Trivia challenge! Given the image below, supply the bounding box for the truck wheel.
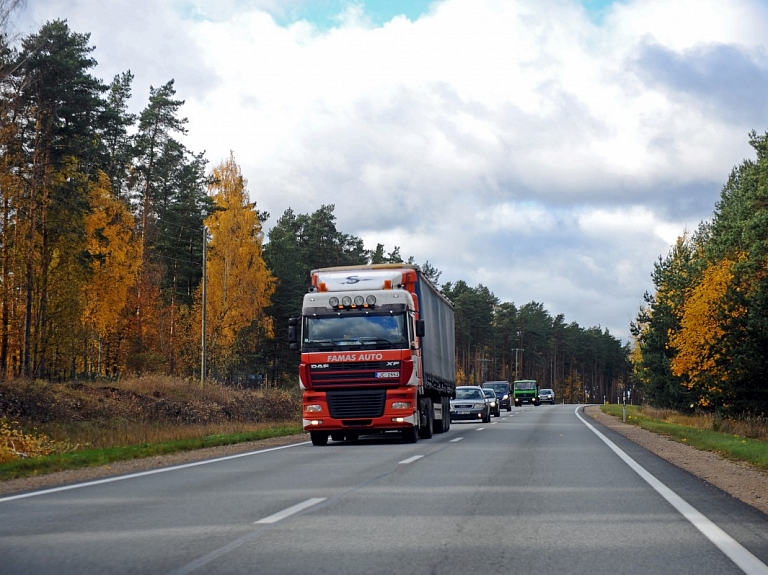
[418,399,434,439]
[310,432,328,446]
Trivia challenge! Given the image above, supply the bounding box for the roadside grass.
[0,375,305,481]
[0,422,303,481]
[600,404,768,472]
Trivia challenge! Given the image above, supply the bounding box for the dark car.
[538,388,555,404]
[482,381,512,411]
[450,386,491,423]
[482,388,501,417]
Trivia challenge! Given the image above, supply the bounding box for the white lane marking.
[450,438,463,442]
[576,407,768,575]
[475,427,485,431]
[0,442,310,503]
[255,498,326,524]
[398,455,424,465]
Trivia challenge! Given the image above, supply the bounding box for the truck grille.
[310,362,400,387]
[327,389,386,419]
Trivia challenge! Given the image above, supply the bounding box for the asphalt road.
[2,405,768,575]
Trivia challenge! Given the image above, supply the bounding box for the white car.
[538,388,555,404]
[450,386,491,423]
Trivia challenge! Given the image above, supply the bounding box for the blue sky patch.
[270,0,622,29]
[581,0,622,23]
[274,0,437,29]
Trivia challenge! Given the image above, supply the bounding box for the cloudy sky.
[14,0,768,341]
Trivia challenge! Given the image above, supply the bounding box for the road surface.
[2,405,767,574]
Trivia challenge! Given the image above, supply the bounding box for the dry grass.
[0,420,76,463]
[33,420,293,450]
[0,374,302,458]
[639,406,768,441]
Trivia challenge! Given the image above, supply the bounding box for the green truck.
[513,379,540,406]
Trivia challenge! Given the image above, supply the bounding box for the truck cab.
[513,379,540,406]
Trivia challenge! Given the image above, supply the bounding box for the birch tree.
[199,153,274,377]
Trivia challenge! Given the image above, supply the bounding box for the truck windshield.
[515,381,536,390]
[303,313,409,351]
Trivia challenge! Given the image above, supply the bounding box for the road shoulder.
[584,405,768,516]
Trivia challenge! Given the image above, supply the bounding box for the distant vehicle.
[451,386,491,423]
[513,379,540,406]
[538,388,555,404]
[482,388,501,417]
[482,381,512,411]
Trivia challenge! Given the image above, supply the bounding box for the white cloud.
[14,0,768,340]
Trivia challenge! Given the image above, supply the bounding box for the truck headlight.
[304,404,322,412]
[392,402,411,409]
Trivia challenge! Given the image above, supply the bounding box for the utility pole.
[512,348,524,379]
[201,226,207,386]
[478,354,491,384]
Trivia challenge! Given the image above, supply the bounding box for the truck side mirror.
[415,319,425,338]
[288,317,299,350]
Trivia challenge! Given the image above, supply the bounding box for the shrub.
[0,420,75,463]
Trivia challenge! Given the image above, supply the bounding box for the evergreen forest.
[633,129,768,417]
[1,18,634,405]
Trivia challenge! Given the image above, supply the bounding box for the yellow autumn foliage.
[0,420,75,463]
[201,153,276,367]
[82,171,141,338]
[670,256,746,404]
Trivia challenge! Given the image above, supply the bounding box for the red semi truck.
[289,264,456,445]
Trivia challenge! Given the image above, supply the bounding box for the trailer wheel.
[310,432,328,446]
[434,397,450,434]
[434,400,445,434]
[443,397,451,432]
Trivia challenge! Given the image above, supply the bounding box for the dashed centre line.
[255,498,326,524]
[398,455,424,465]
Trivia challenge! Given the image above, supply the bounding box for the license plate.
[375,372,399,378]
[456,410,470,415]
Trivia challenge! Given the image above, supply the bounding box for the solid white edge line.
[0,441,311,503]
[255,497,326,524]
[576,406,768,575]
[398,455,424,465]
